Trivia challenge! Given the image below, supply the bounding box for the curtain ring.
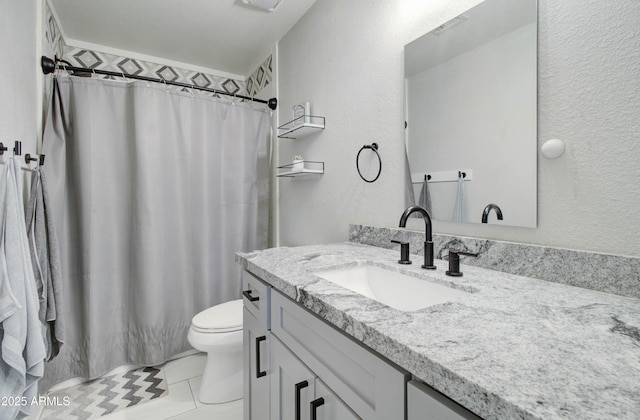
[356,143,382,183]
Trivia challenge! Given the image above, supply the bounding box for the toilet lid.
[192,299,243,333]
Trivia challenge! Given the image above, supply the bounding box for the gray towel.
[404,150,416,210]
[418,178,432,217]
[453,174,466,222]
[26,166,64,361]
[0,158,46,419]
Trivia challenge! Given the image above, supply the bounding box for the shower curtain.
[40,76,271,389]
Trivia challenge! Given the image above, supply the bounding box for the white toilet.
[187,299,243,404]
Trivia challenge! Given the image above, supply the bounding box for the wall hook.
[25,153,38,164]
[13,141,21,156]
[0,142,7,155]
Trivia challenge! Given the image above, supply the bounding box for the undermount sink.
[314,264,468,312]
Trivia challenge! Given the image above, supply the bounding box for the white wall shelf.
[277,115,325,139]
[276,160,324,178]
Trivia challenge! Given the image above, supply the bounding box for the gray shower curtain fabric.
[40,76,270,390]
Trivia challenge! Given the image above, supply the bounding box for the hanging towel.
[0,158,46,419]
[404,150,417,210]
[26,166,64,361]
[418,177,432,217]
[0,248,18,324]
[453,173,466,222]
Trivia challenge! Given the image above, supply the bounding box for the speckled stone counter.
[350,224,640,299]
[236,242,640,420]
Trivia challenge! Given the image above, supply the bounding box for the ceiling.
[49,0,317,79]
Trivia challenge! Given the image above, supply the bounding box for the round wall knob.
[541,139,565,159]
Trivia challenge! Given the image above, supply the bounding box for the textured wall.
[276,0,640,256]
[0,0,39,155]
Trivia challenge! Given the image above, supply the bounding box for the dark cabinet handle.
[243,289,259,302]
[255,336,267,378]
[310,397,325,420]
[295,380,309,420]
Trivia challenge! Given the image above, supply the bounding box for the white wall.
[0,0,40,155]
[276,0,640,256]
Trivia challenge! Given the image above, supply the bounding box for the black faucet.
[482,204,503,223]
[399,205,436,270]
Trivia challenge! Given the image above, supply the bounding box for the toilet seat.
[191,299,242,333]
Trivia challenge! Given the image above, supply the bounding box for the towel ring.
[356,143,382,183]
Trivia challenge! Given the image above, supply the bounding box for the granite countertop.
[236,242,640,420]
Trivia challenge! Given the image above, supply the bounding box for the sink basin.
[314,264,468,311]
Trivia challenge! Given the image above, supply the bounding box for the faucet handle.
[390,240,412,265]
[445,250,478,277]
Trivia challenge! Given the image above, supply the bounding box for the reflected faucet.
[482,204,503,223]
[399,205,436,270]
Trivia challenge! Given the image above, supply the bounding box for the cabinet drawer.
[271,290,408,420]
[242,270,271,329]
[408,380,481,420]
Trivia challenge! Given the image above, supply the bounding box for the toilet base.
[198,348,243,404]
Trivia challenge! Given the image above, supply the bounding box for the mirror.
[404,0,537,227]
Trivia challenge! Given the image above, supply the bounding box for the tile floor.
[105,353,243,420]
[38,353,243,420]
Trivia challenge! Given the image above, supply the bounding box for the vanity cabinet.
[242,269,481,420]
[243,272,272,420]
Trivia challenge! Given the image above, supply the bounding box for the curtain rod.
[40,56,278,110]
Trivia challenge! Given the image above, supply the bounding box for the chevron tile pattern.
[41,367,168,419]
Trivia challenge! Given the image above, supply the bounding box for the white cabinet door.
[312,379,360,420]
[244,308,270,420]
[270,335,316,420]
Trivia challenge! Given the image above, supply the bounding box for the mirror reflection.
[404,0,537,227]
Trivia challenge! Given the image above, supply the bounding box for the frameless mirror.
[404,0,537,227]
